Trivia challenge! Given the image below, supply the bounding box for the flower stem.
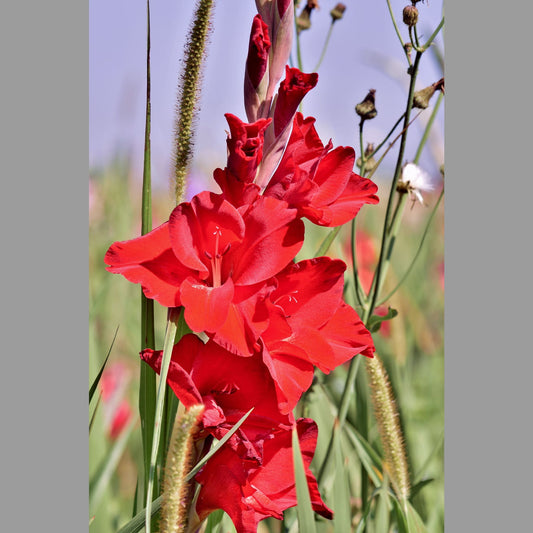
[313,21,335,72]
[422,17,444,51]
[366,112,406,161]
[377,187,443,306]
[386,0,412,66]
[413,91,443,164]
[145,308,180,533]
[368,50,422,317]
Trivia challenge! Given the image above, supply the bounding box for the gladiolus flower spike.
[104,9,379,532]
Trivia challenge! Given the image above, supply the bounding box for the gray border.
[1,1,87,527]
[445,2,531,531]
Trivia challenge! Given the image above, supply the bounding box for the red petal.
[105,222,189,307]
[169,191,245,272]
[271,257,346,330]
[319,302,375,363]
[180,277,235,333]
[310,146,355,205]
[261,343,315,413]
[230,196,304,285]
[273,67,318,137]
[312,172,380,227]
[139,347,203,406]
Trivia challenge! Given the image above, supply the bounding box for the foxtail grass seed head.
[330,3,346,22]
[160,404,205,533]
[173,0,215,205]
[402,5,418,27]
[413,77,444,109]
[355,89,377,121]
[366,355,410,502]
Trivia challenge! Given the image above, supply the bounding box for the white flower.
[400,162,436,205]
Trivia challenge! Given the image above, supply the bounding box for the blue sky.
[90,0,444,192]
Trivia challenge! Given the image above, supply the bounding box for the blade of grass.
[89,415,137,518]
[314,226,341,258]
[332,422,352,533]
[89,325,118,404]
[145,309,179,533]
[292,425,317,533]
[344,423,383,488]
[117,495,163,533]
[204,509,225,533]
[405,500,428,533]
[89,393,102,434]
[139,0,158,504]
[374,476,391,533]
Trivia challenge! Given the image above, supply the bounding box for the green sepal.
[367,306,398,333]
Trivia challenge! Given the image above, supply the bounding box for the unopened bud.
[330,3,346,21]
[402,5,418,27]
[296,1,319,32]
[356,143,377,172]
[413,78,444,109]
[355,89,377,121]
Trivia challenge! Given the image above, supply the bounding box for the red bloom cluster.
[104,7,379,532]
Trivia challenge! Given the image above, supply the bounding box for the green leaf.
[89,326,118,404]
[314,226,341,258]
[391,496,410,533]
[367,307,398,333]
[332,424,352,533]
[374,477,391,533]
[204,509,225,533]
[292,425,318,533]
[405,500,428,533]
[344,423,383,487]
[186,407,254,481]
[409,478,434,500]
[89,393,102,434]
[116,495,163,533]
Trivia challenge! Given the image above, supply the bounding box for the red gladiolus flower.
[214,114,270,207]
[225,113,271,183]
[273,67,318,138]
[140,334,292,462]
[195,418,332,533]
[105,191,304,355]
[264,112,380,226]
[255,68,319,189]
[260,257,375,412]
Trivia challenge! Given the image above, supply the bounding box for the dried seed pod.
[355,89,377,121]
[403,5,419,27]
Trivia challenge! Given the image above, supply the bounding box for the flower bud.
[330,3,346,22]
[356,143,377,172]
[413,78,444,109]
[355,89,377,121]
[402,5,418,27]
[296,0,319,32]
